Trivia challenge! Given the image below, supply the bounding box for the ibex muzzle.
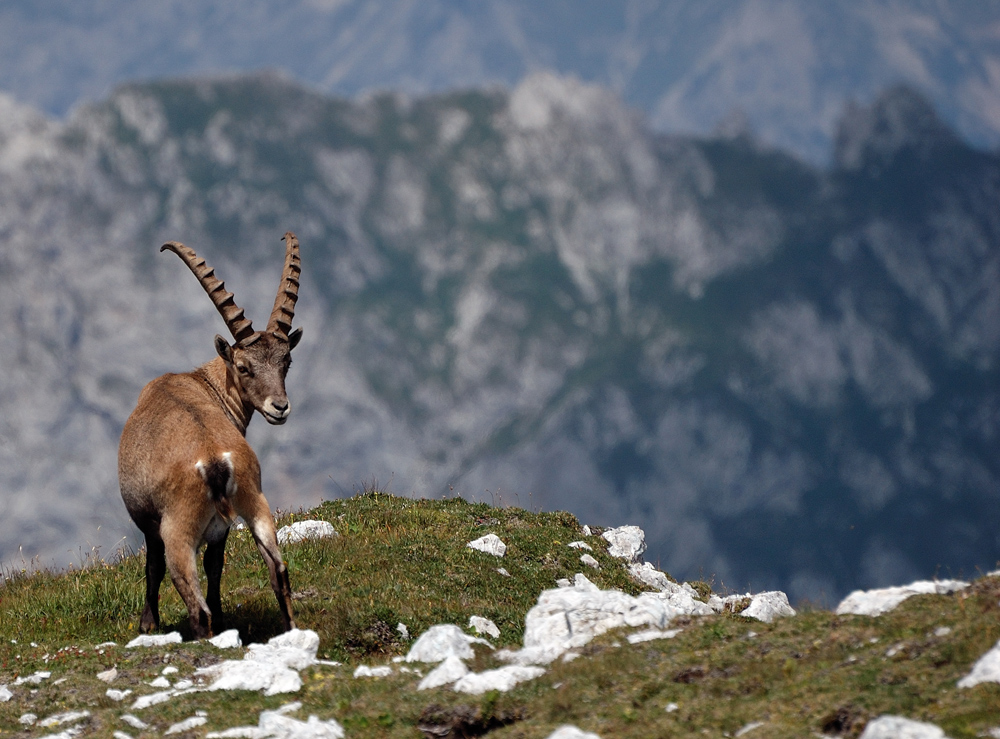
[118,232,303,639]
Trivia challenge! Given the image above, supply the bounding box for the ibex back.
[118,232,303,638]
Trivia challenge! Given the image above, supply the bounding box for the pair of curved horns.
[160,232,300,344]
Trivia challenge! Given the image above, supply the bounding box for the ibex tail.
[195,452,237,523]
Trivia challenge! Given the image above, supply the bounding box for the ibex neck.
[196,357,253,435]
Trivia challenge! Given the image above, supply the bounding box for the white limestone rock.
[126,632,182,648]
[836,580,969,617]
[627,563,715,616]
[858,715,950,739]
[106,689,132,701]
[198,660,302,696]
[958,638,1000,688]
[39,710,91,728]
[628,561,673,590]
[417,655,469,690]
[244,629,320,670]
[14,671,51,685]
[546,725,601,739]
[0,685,11,702]
[353,665,393,678]
[626,628,682,644]
[711,591,796,622]
[499,573,696,665]
[406,624,492,663]
[469,616,500,639]
[35,727,86,739]
[131,690,176,710]
[96,667,117,683]
[453,665,546,694]
[120,714,149,730]
[467,533,507,557]
[396,623,409,640]
[206,702,345,739]
[741,591,797,623]
[601,526,646,562]
[276,520,337,545]
[568,541,592,551]
[580,553,599,569]
[196,629,320,696]
[209,629,243,649]
[166,715,208,735]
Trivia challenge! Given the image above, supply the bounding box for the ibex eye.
[237,365,249,375]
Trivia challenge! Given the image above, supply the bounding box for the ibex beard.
[118,232,303,639]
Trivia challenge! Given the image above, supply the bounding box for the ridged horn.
[266,231,301,341]
[160,241,256,344]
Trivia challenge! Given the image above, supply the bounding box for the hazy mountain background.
[1,0,1000,164]
[0,1,998,606]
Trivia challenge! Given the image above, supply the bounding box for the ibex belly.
[201,514,233,547]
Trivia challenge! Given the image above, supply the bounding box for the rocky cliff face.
[0,73,996,603]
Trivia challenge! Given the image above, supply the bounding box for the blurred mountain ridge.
[1,0,1000,164]
[0,71,997,605]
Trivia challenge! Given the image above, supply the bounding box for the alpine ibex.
[118,232,303,638]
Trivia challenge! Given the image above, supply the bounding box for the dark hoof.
[139,611,158,634]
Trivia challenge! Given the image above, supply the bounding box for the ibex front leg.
[140,533,166,634]
[204,529,229,633]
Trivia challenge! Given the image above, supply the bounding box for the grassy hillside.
[1,491,999,737]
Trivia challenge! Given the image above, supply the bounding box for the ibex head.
[161,232,304,426]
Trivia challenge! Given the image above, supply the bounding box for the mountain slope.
[0,74,997,603]
[1,495,1000,738]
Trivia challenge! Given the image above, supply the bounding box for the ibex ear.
[214,334,234,364]
[288,327,303,351]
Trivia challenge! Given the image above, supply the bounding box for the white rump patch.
[194,453,237,499]
[220,452,236,495]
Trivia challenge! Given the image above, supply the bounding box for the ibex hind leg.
[140,534,166,633]
[162,523,214,638]
[244,503,296,632]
